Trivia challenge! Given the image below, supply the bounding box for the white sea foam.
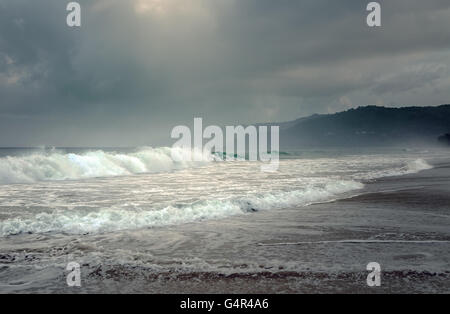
[404,158,433,173]
[0,149,435,236]
[0,146,433,185]
[0,147,210,184]
[0,179,363,236]
[356,158,433,180]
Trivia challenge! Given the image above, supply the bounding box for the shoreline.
[1,162,449,293]
[60,166,450,293]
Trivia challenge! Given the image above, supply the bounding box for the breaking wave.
[0,179,363,236]
[0,146,433,185]
[356,158,433,180]
[0,147,210,184]
[404,158,433,173]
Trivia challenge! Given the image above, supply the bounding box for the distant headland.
[276,105,450,148]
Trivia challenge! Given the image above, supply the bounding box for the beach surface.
[0,149,449,293]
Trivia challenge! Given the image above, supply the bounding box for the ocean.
[0,147,449,293]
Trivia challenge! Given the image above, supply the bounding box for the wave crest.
[0,180,363,236]
[0,147,209,184]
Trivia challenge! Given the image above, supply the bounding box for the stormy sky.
[1,0,450,147]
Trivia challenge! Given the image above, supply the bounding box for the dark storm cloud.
[0,0,450,146]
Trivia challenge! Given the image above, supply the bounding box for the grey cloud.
[0,0,450,146]
[372,63,448,94]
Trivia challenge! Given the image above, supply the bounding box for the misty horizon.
[1,103,448,148]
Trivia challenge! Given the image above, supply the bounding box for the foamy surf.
[405,158,433,173]
[0,149,436,237]
[0,179,363,236]
[354,158,433,181]
[0,147,210,184]
[0,146,433,185]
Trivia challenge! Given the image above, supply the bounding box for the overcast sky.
[1,0,450,146]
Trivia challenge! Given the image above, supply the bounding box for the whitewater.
[0,147,211,184]
[0,147,435,236]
